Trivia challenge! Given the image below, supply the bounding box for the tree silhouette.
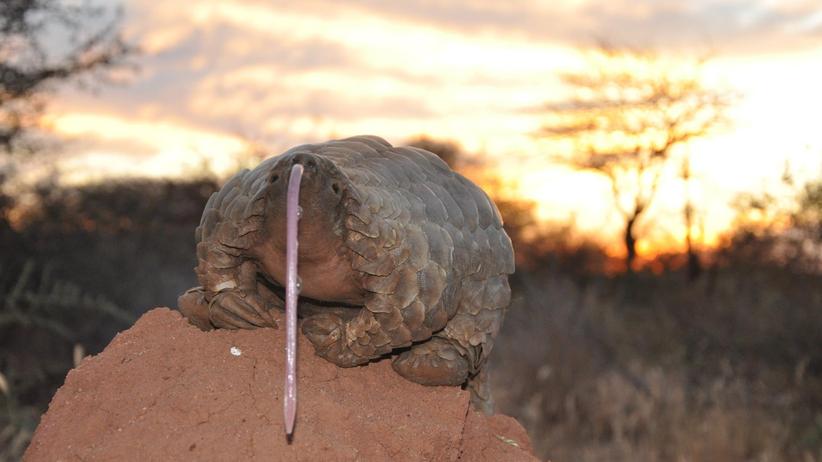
[1,0,132,153]
[407,135,461,168]
[537,46,732,272]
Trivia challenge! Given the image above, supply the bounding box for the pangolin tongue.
[284,164,304,436]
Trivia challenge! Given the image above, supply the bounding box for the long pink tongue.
[284,164,303,436]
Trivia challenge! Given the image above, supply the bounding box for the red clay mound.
[25,308,536,461]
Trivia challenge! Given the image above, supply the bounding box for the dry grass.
[490,266,822,462]
[0,262,136,461]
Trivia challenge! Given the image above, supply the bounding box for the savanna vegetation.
[2,148,821,462]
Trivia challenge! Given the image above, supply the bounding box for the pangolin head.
[263,151,349,260]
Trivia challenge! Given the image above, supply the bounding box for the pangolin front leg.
[391,337,470,386]
[179,249,281,330]
[396,273,510,413]
[303,215,460,371]
[303,258,454,369]
[302,304,480,396]
[302,309,396,367]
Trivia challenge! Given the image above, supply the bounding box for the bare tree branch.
[0,0,134,154]
[537,45,734,271]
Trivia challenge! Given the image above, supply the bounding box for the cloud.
[301,0,822,54]
[58,0,571,149]
[61,0,822,152]
[576,0,822,52]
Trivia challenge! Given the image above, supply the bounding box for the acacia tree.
[1,0,131,153]
[537,46,732,272]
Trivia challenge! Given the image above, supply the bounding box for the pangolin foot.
[208,290,278,329]
[391,337,470,386]
[302,314,368,367]
[178,287,213,331]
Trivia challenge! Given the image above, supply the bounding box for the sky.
[39,0,822,256]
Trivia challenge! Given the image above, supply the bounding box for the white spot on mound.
[230,346,242,356]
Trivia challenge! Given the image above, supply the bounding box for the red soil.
[25,308,536,461]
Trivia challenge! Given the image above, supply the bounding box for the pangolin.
[178,135,514,419]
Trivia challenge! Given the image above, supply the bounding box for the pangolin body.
[178,135,514,410]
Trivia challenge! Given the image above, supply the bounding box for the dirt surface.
[25,308,536,461]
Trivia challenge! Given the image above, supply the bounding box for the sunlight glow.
[44,112,247,181]
[34,1,822,257]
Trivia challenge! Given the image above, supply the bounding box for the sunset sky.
[40,0,822,255]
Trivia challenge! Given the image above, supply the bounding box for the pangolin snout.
[269,152,343,200]
[291,152,317,169]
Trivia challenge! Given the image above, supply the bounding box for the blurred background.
[2,1,822,460]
